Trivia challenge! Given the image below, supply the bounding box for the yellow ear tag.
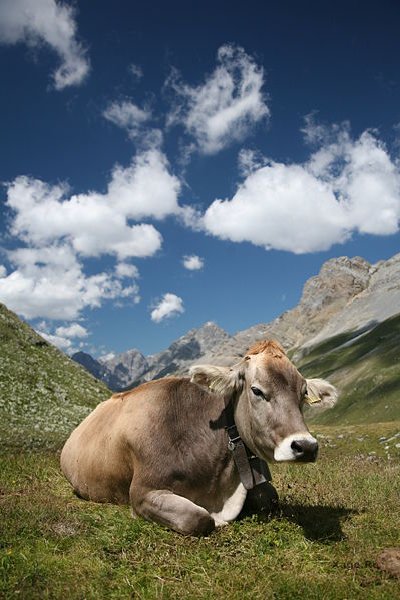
[304,394,320,405]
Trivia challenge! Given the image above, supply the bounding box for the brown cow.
[61,340,337,535]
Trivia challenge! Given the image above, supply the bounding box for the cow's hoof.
[190,513,216,536]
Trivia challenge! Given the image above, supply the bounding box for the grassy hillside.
[297,313,400,425]
[0,303,110,451]
[1,422,399,599]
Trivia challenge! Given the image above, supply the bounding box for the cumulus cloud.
[0,0,90,90]
[39,322,88,352]
[151,293,184,323]
[39,330,73,351]
[0,265,7,278]
[5,149,181,260]
[0,244,140,320]
[55,323,88,338]
[167,44,269,154]
[182,255,204,270]
[202,123,400,253]
[1,148,181,320]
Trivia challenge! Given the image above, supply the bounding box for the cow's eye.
[251,386,265,399]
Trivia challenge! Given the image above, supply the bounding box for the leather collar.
[223,397,272,490]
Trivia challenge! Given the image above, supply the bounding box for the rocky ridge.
[73,322,231,391]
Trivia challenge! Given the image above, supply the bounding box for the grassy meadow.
[298,314,400,426]
[1,302,399,597]
[1,421,399,599]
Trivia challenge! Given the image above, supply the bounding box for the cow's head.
[190,340,337,463]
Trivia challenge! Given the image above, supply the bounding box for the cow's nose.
[291,439,319,462]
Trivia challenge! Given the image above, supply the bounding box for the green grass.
[1,422,399,599]
[0,303,110,451]
[297,314,400,425]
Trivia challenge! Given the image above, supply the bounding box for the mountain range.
[73,253,400,400]
[1,251,398,452]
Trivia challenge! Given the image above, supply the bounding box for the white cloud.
[104,101,151,130]
[55,323,88,338]
[103,100,163,148]
[0,265,7,278]
[237,148,268,176]
[0,0,90,90]
[99,352,115,362]
[177,205,204,231]
[103,100,163,149]
[6,175,163,260]
[203,162,347,253]
[115,262,139,279]
[37,325,86,353]
[308,127,400,236]
[182,255,204,270]
[39,330,73,351]
[6,149,181,260]
[0,244,140,320]
[151,293,184,323]
[1,147,184,321]
[202,124,400,253]
[167,44,269,154]
[107,149,181,221]
[129,63,143,80]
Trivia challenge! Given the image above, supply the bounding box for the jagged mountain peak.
[298,255,372,312]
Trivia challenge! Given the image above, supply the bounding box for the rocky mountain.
[299,252,400,351]
[73,321,231,391]
[98,348,148,387]
[141,321,231,381]
[72,253,400,417]
[0,303,110,451]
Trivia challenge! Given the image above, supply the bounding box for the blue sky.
[0,0,400,357]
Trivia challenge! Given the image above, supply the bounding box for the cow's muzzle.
[274,433,319,462]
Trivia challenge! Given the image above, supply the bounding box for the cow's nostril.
[291,440,304,454]
[291,439,319,461]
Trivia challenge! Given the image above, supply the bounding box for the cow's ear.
[305,378,338,408]
[190,364,243,396]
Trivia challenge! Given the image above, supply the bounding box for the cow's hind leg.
[131,485,215,536]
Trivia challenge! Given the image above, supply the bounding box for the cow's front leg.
[131,485,215,536]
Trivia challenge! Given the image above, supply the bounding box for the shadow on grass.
[278,502,356,542]
[240,495,356,543]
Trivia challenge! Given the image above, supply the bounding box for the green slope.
[297,313,400,425]
[0,303,110,451]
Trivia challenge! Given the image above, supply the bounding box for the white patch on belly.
[211,483,247,527]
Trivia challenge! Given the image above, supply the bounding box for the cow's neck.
[224,394,271,490]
